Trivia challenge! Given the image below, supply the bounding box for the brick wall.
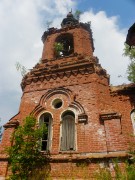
[0,20,134,178]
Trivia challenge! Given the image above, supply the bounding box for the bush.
[7,115,50,180]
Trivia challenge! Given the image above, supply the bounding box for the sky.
[0,0,135,125]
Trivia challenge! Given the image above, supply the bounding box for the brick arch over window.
[39,112,53,151]
[32,87,86,116]
[55,33,74,57]
[130,109,135,135]
[60,110,75,151]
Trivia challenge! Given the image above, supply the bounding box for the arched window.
[130,110,135,135]
[61,111,75,151]
[39,113,52,151]
[54,33,74,57]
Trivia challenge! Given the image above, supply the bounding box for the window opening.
[131,110,135,135]
[55,34,74,57]
[39,113,52,151]
[52,99,63,109]
[61,111,75,151]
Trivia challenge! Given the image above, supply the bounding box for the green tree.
[7,115,50,180]
[123,44,135,82]
[54,42,64,57]
[15,62,27,77]
[74,10,82,21]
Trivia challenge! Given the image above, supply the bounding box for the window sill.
[59,150,77,154]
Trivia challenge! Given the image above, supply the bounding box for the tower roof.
[61,12,79,28]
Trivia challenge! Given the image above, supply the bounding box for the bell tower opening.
[54,33,74,57]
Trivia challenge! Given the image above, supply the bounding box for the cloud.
[80,10,129,85]
[0,0,75,124]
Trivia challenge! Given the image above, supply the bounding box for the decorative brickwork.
[0,13,135,179]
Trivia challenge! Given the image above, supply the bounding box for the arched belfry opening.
[60,111,75,151]
[55,33,74,57]
[39,112,52,151]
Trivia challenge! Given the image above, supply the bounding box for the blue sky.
[77,0,135,28]
[0,0,134,125]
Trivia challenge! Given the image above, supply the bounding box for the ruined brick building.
[0,12,135,179]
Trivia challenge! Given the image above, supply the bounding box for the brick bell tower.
[0,12,134,179]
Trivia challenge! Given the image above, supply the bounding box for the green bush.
[6,115,50,180]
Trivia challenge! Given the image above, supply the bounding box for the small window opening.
[39,113,52,151]
[61,111,75,151]
[55,33,74,57]
[130,110,135,135]
[52,99,63,109]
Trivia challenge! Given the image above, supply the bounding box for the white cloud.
[0,0,75,124]
[0,1,130,125]
[80,10,129,85]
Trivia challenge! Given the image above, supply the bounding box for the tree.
[123,44,135,82]
[74,10,82,21]
[15,62,27,77]
[7,115,50,180]
[54,42,64,57]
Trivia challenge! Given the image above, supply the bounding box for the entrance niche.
[39,113,52,151]
[60,111,75,151]
[54,33,74,57]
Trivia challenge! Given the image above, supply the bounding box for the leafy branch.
[15,62,27,77]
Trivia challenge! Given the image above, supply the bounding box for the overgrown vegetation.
[74,10,82,21]
[15,62,27,77]
[6,115,50,180]
[94,161,135,180]
[95,133,135,180]
[54,42,64,57]
[123,44,135,82]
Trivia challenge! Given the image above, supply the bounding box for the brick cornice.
[49,151,128,162]
[3,120,19,129]
[100,112,122,121]
[21,56,108,91]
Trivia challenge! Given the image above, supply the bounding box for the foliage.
[94,160,135,180]
[95,143,135,180]
[54,42,64,57]
[123,44,135,60]
[7,115,50,180]
[127,61,135,82]
[15,62,27,77]
[94,167,112,180]
[46,21,52,29]
[74,10,82,21]
[123,44,135,82]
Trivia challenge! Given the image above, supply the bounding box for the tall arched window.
[61,111,75,151]
[130,110,135,135]
[39,113,52,151]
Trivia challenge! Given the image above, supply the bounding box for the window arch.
[39,113,52,151]
[54,33,74,57]
[130,109,135,135]
[60,111,75,151]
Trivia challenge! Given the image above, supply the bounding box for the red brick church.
[0,12,135,179]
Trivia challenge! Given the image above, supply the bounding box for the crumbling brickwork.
[0,13,134,179]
